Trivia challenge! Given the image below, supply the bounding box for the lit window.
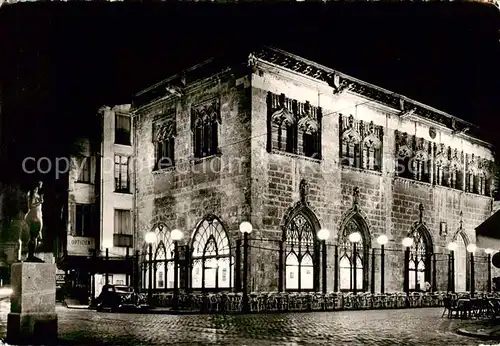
[190,215,233,291]
[284,213,319,291]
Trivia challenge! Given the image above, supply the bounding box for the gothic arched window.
[338,218,367,292]
[284,213,318,291]
[153,114,176,170]
[141,223,176,291]
[190,215,233,291]
[192,98,220,159]
[407,225,432,291]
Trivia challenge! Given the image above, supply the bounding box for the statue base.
[7,312,58,345]
[35,252,55,264]
[6,262,58,345]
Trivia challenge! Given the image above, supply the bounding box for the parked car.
[95,285,149,312]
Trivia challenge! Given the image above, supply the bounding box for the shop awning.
[60,255,134,274]
[476,210,500,250]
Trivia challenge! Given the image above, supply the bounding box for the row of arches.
[140,208,472,292]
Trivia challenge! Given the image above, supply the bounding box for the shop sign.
[67,236,95,256]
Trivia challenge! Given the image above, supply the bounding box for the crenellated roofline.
[132,45,489,147]
[253,46,485,143]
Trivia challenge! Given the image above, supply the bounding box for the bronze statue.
[25,181,44,262]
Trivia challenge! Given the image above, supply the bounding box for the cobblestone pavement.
[0,300,490,345]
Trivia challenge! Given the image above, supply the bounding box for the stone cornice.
[131,45,490,148]
[251,46,486,144]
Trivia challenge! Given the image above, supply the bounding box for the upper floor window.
[433,144,463,190]
[153,114,176,170]
[340,115,382,171]
[75,203,93,237]
[267,92,322,159]
[447,148,463,190]
[114,155,130,193]
[191,98,220,159]
[465,154,491,195]
[395,132,431,183]
[77,156,91,183]
[115,113,131,146]
[114,209,132,247]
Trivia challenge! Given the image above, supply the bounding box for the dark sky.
[1,2,499,187]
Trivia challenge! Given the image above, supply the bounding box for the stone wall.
[134,53,496,294]
[134,69,252,256]
[247,59,495,293]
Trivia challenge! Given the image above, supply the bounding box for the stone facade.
[133,47,496,294]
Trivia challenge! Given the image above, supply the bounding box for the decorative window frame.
[191,97,221,160]
[266,92,323,160]
[340,114,383,172]
[152,111,177,171]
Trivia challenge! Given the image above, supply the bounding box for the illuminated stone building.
[132,46,497,295]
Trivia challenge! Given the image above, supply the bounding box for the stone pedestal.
[6,262,58,345]
[35,252,55,264]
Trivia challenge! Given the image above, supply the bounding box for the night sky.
[1,2,499,188]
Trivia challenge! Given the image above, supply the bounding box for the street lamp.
[447,242,458,293]
[239,221,253,313]
[317,228,330,295]
[485,248,494,293]
[171,229,184,310]
[467,243,476,298]
[348,232,362,295]
[377,235,388,294]
[102,239,113,286]
[402,237,413,296]
[145,231,156,303]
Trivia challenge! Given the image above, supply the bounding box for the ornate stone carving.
[251,46,480,138]
[296,101,319,134]
[434,143,448,167]
[395,130,413,158]
[269,93,295,126]
[399,99,417,118]
[247,52,258,67]
[467,153,479,174]
[340,115,383,147]
[153,115,176,142]
[413,137,430,161]
[418,203,424,224]
[353,186,360,210]
[299,179,309,204]
[362,121,383,149]
[332,74,354,95]
[429,127,437,139]
[448,148,463,171]
[191,98,221,130]
[340,114,361,144]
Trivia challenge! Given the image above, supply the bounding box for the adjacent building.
[60,104,135,301]
[131,46,498,296]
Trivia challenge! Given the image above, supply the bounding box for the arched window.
[284,213,318,291]
[338,218,367,292]
[407,225,432,291]
[454,232,468,292]
[141,223,177,291]
[190,215,233,291]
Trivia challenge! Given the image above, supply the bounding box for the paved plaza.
[0,299,490,345]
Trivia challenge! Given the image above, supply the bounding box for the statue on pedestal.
[25,181,44,263]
